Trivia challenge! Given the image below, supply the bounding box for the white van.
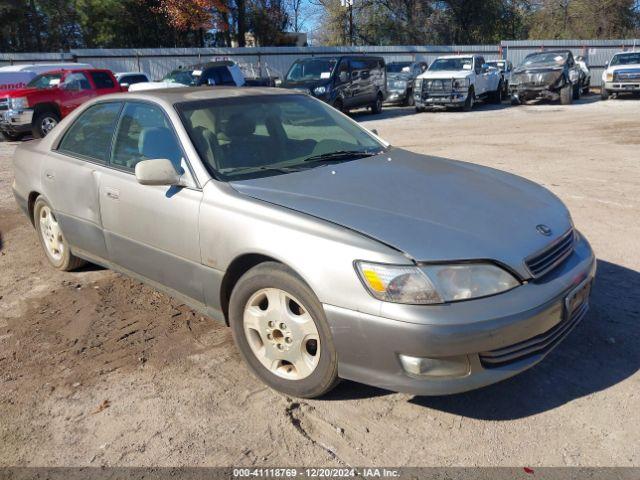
[0,63,93,91]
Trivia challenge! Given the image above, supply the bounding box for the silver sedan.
[12,87,596,398]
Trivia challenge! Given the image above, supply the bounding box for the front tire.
[463,88,475,111]
[32,111,60,138]
[560,81,573,105]
[229,262,339,398]
[404,90,415,106]
[490,81,503,103]
[370,93,383,114]
[601,88,610,100]
[33,197,85,271]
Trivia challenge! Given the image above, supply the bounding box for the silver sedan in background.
[12,87,595,398]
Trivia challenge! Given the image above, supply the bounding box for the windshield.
[487,61,505,71]
[428,58,473,71]
[285,58,338,82]
[26,73,63,89]
[610,53,640,66]
[177,94,384,180]
[163,69,199,86]
[387,62,412,73]
[523,52,568,67]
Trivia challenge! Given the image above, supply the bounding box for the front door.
[98,101,206,303]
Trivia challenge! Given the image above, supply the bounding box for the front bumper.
[414,90,468,107]
[510,84,560,101]
[324,234,596,395]
[603,81,640,92]
[385,89,408,103]
[0,108,33,134]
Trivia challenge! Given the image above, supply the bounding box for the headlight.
[415,78,423,88]
[313,85,327,96]
[605,72,613,81]
[355,261,519,304]
[452,78,469,90]
[9,97,29,110]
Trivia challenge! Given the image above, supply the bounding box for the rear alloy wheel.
[370,94,383,114]
[560,81,573,105]
[32,111,60,138]
[33,197,85,271]
[229,262,339,398]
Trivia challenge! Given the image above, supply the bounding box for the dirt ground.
[1,95,639,468]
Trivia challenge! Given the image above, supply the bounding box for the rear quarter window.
[90,71,116,89]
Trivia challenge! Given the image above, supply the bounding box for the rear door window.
[57,102,123,163]
[90,71,116,89]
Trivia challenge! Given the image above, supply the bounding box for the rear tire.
[33,197,85,271]
[560,82,573,105]
[229,262,340,399]
[370,93,383,114]
[32,111,60,138]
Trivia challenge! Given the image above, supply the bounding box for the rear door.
[48,101,124,259]
[59,72,95,116]
[98,101,206,303]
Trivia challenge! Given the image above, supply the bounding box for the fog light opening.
[399,354,470,379]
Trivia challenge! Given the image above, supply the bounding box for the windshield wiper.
[220,165,304,175]
[303,150,381,164]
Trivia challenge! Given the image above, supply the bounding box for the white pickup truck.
[601,51,640,100]
[413,55,503,111]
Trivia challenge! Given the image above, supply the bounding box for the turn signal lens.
[356,262,443,304]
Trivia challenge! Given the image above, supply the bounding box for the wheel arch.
[220,253,310,325]
[32,102,61,121]
[27,191,42,226]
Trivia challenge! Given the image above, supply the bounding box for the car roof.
[116,71,147,76]
[107,86,301,104]
[435,55,476,59]
[526,49,572,56]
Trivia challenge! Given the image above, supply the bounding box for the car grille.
[422,79,452,92]
[614,69,640,82]
[525,228,575,278]
[0,99,8,111]
[479,300,588,369]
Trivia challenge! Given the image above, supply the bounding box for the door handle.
[105,188,120,200]
[45,172,55,181]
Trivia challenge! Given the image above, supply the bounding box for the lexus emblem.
[536,224,552,236]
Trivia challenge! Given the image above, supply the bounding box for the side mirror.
[135,159,181,186]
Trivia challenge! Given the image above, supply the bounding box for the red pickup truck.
[0,68,121,140]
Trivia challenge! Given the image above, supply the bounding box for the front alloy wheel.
[32,111,60,138]
[229,262,339,398]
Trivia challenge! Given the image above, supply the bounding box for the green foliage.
[316,0,640,45]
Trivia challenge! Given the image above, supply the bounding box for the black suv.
[281,56,387,114]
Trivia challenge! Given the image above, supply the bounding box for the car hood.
[513,65,563,74]
[606,64,640,73]
[0,86,46,98]
[419,70,470,80]
[229,148,571,278]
